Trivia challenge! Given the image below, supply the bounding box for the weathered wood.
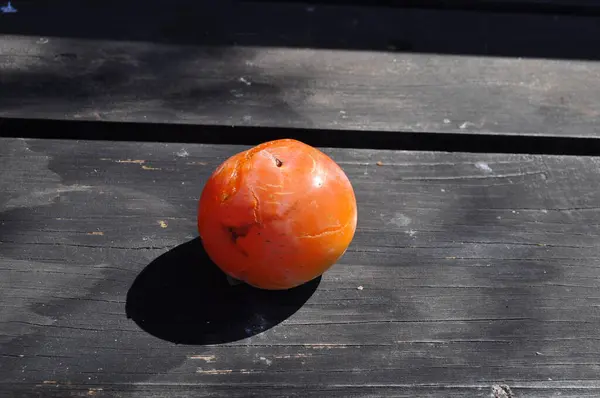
[2,137,600,396]
[273,0,600,12]
[2,38,599,139]
[2,1,600,138]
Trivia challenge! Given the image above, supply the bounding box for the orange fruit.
[197,139,357,290]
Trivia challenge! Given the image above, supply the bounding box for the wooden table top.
[2,138,600,397]
[1,1,600,397]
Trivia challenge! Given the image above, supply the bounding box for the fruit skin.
[197,139,358,290]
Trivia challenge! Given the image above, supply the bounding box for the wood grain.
[1,137,600,396]
[2,37,600,140]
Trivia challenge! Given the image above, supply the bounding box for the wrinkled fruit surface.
[197,139,358,290]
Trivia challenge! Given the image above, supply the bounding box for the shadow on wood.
[4,117,600,155]
[1,0,600,60]
[125,238,321,345]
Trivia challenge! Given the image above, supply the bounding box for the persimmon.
[197,139,357,290]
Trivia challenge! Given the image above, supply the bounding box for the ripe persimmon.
[197,139,357,290]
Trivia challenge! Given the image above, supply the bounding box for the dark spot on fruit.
[225,224,252,243]
[281,200,299,217]
[275,157,283,167]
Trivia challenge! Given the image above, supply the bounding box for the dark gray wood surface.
[2,0,600,138]
[277,0,600,11]
[2,137,600,397]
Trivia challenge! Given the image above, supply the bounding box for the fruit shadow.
[125,238,321,345]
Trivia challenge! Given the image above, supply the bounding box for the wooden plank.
[483,0,600,5]
[268,0,600,12]
[287,0,600,7]
[2,39,600,140]
[2,137,600,396]
[2,1,600,139]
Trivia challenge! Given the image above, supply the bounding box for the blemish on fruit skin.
[223,224,252,259]
[307,152,318,173]
[249,186,261,223]
[158,220,168,228]
[225,224,252,243]
[263,183,284,189]
[271,191,294,196]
